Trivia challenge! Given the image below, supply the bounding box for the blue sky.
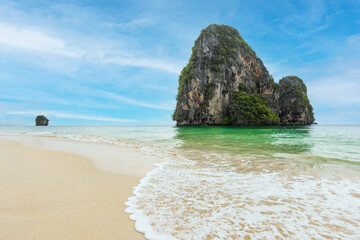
[0,0,359,125]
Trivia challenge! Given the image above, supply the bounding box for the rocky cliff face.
[278,76,314,125]
[35,115,49,126]
[173,24,314,126]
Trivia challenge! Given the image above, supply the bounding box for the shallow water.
[1,125,360,239]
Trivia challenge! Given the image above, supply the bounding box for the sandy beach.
[0,135,161,240]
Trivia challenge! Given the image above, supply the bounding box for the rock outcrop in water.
[35,115,49,126]
[173,24,314,126]
[278,76,314,125]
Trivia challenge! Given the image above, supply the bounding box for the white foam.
[125,150,360,240]
[125,159,178,240]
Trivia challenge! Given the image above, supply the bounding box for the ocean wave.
[125,150,360,239]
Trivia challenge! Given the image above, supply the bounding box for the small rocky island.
[35,115,49,126]
[173,24,314,126]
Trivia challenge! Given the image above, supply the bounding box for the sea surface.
[1,125,360,239]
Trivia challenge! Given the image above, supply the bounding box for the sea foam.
[125,150,360,239]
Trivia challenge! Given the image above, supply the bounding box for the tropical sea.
[1,125,359,239]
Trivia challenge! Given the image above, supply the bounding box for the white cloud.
[7,110,136,123]
[103,56,181,74]
[0,23,83,57]
[313,107,360,125]
[108,16,156,30]
[46,83,175,111]
[0,22,181,74]
[306,34,360,108]
[280,0,329,37]
[308,79,360,107]
[104,92,174,110]
[346,34,360,53]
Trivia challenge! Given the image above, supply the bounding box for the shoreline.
[1,127,359,239]
[0,134,162,240]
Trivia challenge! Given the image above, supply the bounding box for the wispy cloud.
[346,34,360,53]
[104,91,174,110]
[7,110,136,123]
[279,0,329,37]
[107,16,156,31]
[0,21,181,74]
[308,60,360,107]
[309,79,360,107]
[43,82,175,111]
[102,56,181,74]
[0,23,83,58]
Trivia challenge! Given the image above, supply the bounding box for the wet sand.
[0,136,160,240]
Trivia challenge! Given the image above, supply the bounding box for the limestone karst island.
[173,24,314,126]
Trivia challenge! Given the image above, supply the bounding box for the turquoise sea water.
[1,125,360,239]
[175,125,360,164]
[1,125,359,163]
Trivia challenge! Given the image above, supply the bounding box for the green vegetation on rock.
[200,82,216,111]
[203,24,255,58]
[199,25,256,71]
[221,116,232,125]
[176,47,197,100]
[228,86,280,125]
[238,82,247,92]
